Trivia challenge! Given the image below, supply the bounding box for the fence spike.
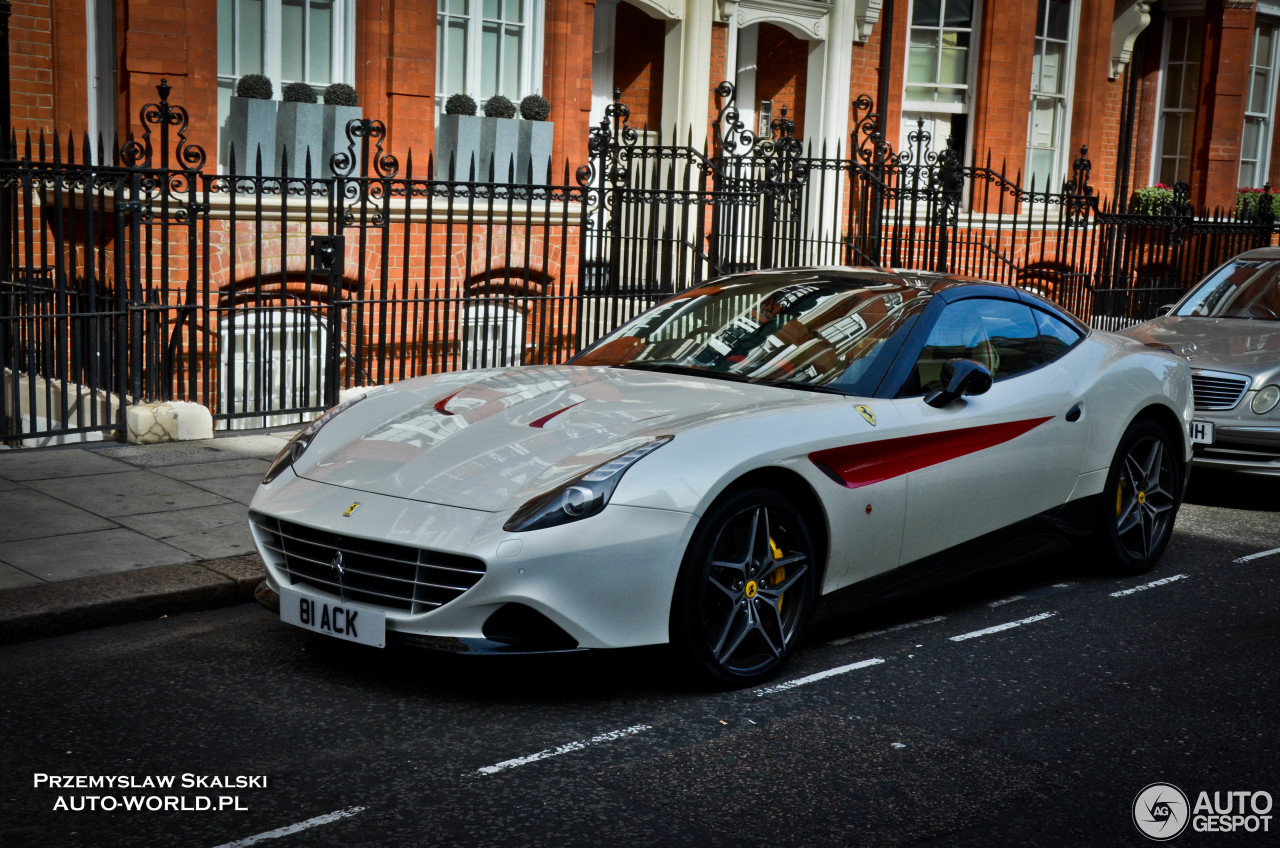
[426,150,435,181]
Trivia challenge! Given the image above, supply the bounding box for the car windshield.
[1176,258,1280,319]
[571,275,932,395]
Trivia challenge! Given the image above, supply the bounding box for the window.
[1026,0,1076,191]
[1242,20,1279,188]
[1156,17,1203,186]
[437,0,544,110]
[220,309,328,429]
[464,302,525,368]
[217,0,356,164]
[902,0,980,156]
[909,299,1044,395]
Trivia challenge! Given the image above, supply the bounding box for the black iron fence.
[2,80,1276,444]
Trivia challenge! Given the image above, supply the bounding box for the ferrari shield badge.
[855,405,877,427]
[343,502,362,517]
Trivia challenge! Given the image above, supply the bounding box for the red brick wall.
[10,0,56,133]
[755,24,807,140]
[544,0,595,168]
[970,1,1038,182]
[614,2,666,131]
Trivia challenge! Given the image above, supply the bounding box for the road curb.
[0,554,265,644]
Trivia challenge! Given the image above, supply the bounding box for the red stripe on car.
[529,401,584,428]
[809,417,1054,489]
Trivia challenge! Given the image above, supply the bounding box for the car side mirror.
[924,358,993,408]
[1157,304,1175,316]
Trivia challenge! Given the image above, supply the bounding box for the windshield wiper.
[750,377,851,395]
[615,361,753,383]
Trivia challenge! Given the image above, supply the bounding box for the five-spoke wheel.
[1097,420,1182,574]
[671,487,817,687]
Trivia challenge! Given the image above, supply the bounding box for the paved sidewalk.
[0,431,295,643]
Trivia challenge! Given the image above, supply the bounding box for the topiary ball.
[323,83,359,107]
[282,81,318,103]
[519,94,551,121]
[444,93,478,116]
[235,74,273,100]
[483,95,517,119]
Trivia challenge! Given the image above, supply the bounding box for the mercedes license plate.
[1190,420,1214,445]
[279,586,386,648]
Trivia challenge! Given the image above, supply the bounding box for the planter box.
[323,105,363,176]
[516,121,554,184]
[435,114,484,180]
[226,97,279,177]
[479,117,520,182]
[276,101,326,176]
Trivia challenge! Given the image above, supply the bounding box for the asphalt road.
[2,470,1278,848]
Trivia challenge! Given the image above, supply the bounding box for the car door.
[887,295,1091,566]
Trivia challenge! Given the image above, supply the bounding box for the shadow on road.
[1185,468,1280,511]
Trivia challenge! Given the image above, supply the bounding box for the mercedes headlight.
[1252,384,1280,415]
[504,437,673,532]
[262,395,367,484]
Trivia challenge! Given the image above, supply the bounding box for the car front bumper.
[1192,422,1280,476]
[249,473,698,652]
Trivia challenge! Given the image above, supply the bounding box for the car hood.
[1123,316,1280,377]
[293,365,823,511]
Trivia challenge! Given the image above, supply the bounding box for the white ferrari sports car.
[250,268,1193,686]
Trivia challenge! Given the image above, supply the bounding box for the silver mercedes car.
[1123,247,1280,476]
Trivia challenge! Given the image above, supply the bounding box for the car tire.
[669,487,818,688]
[1095,419,1182,575]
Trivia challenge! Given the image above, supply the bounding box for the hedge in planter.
[226,74,279,177]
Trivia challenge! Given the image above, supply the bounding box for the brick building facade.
[8,1,1277,213]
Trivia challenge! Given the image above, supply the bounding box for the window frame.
[1024,0,1080,192]
[1153,15,1205,187]
[217,0,356,165]
[1241,17,1280,188]
[900,0,984,160]
[436,0,546,112]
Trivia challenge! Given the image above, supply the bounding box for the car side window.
[1034,309,1084,362]
[908,299,1044,394]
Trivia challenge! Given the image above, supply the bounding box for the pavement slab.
[0,449,134,481]
[0,489,115,543]
[113,502,251,540]
[0,528,197,582]
[27,469,230,517]
[154,457,271,482]
[0,564,42,590]
[95,433,291,467]
[186,473,266,506]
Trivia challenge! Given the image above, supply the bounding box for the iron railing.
[2,80,1276,444]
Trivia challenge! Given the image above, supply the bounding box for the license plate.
[1190,420,1214,445]
[279,586,386,648]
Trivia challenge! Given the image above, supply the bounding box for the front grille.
[250,513,486,614]
[1191,370,1250,411]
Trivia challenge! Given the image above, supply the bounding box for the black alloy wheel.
[671,487,817,687]
[1097,419,1182,575]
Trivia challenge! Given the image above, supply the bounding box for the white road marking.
[754,657,886,695]
[1109,574,1188,597]
[475,724,652,776]
[210,806,366,848]
[949,612,1056,642]
[1234,547,1280,563]
[988,595,1025,608]
[830,615,948,645]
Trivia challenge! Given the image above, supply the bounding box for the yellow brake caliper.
[769,537,786,611]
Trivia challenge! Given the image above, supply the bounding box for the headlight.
[1252,384,1280,415]
[503,436,673,532]
[262,394,367,484]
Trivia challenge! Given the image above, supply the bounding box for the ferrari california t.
[250,268,1193,687]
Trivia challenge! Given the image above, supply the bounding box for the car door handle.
[1065,404,1082,422]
